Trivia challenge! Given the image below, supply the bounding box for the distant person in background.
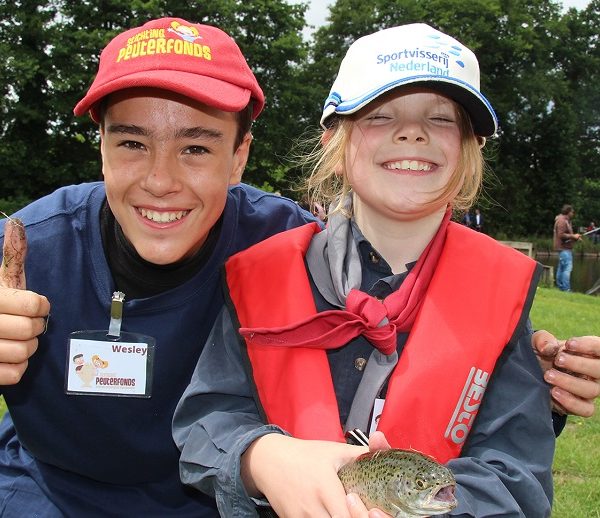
[474,207,484,232]
[312,201,327,221]
[298,195,327,221]
[553,204,581,292]
[587,221,599,245]
[461,209,473,228]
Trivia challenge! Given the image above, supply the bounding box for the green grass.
[0,287,597,515]
[531,287,600,518]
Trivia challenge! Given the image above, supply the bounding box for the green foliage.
[0,197,32,217]
[0,0,599,225]
[492,235,600,255]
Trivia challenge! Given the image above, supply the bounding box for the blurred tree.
[0,0,61,199]
[1,0,598,231]
[562,0,600,229]
[0,0,310,204]
[304,0,600,235]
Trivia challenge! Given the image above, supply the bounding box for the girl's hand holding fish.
[346,493,392,518]
[242,432,386,517]
[0,218,50,385]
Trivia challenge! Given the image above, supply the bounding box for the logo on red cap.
[116,21,212,64]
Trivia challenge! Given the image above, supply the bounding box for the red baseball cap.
[74,17,265,122]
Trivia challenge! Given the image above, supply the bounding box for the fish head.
[387,457,457,516]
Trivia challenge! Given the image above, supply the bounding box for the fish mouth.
[413,484,457,514]
[434,484,457,504]
[397,483,457,517]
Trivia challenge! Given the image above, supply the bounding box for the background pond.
[535,253,600,294]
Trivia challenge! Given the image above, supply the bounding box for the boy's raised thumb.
[1,218,27,290]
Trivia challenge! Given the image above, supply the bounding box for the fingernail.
[556,354,566,366]
[566,339,579,351]
[346,493,359,507]
[545,369,556,382]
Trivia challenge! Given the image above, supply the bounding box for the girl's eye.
[360,114,391,125]
[430,115,456,123]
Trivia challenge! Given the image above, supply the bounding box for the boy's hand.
[0,219,50,385]
[532,331,600,416]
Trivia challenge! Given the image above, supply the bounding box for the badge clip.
[107,291,125,338]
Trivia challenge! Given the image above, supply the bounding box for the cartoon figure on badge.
[92,354,109,375]
[76,357,95,388]
[72,354,84,372]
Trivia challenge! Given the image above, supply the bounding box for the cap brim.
[74,69,257,122]
[321,78,497,137]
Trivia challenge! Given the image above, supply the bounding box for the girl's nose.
[394,121,428,143]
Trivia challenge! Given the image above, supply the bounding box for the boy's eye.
[184,146,209,155]
[119,140,146,150]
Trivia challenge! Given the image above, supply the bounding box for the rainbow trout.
[338,449,457,518]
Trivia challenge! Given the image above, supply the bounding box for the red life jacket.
[225,222,540,463]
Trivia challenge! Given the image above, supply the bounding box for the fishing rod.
[582,227,600,236]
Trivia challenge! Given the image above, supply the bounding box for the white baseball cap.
[320,23,498,137]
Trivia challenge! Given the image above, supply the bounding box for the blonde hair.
[300,100,485,215]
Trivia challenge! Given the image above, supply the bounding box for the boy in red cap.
[0,18,315,517]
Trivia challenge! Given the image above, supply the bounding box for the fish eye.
[416,478,427,489]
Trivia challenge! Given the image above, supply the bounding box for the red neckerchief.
[239,210,451,355]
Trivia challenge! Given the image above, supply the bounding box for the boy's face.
[100,88,251,265]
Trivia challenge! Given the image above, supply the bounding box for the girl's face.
[345,88,462,223]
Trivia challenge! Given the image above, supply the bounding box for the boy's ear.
[230,132,253,185]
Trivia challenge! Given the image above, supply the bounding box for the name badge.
[66,330,155,398]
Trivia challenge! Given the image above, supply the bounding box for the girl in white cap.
[174,24,572,517]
